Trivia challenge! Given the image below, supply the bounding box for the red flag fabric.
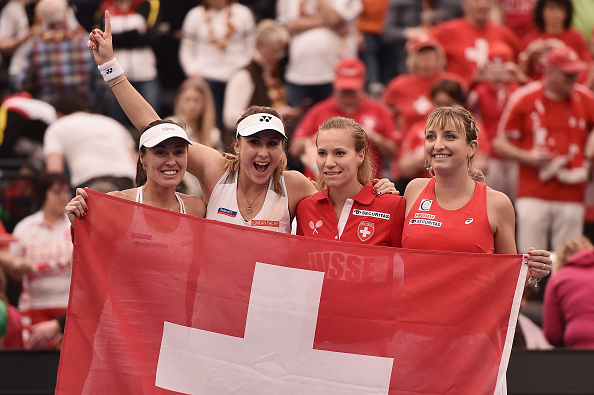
[56,190,527,395]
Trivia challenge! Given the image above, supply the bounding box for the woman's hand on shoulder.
[372,178,399,196]
[65,188,89,225]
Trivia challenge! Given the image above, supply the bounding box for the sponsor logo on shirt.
[419,199,433,212]
[465,218,473,224]
[358,220,374,242]
[217,207,237,217]
[414,213,435,219]
[352,209,390,220]
[251,220,280,227]
[408,218,442,227]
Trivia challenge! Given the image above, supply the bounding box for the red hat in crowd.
[334,58,366,90]
[488,42,514,62]
[409,33,440,52]
[546,47,585,74]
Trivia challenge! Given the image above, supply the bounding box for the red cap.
[334,58,366,90]
[488,42,514,62]
[409,33,440,52]
[546,47,585,74]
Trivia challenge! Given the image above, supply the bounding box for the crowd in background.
[1,0,594,352]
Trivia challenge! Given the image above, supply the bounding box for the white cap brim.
[139,123,192,148]
[236,113,286,139]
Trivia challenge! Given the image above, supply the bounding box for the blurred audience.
[0,0,32,92]
[5,173,72,348]
[179,0,256,134]
[43,93,137,191]
[543,235,594,348]
[519,0,591,83]
[277,0,362,109]
[431,0,521,86]
[15,0,103,110]
[494,47,594,253]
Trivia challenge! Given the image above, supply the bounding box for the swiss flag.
[56,190,526,394]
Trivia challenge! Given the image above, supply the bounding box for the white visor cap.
[236,113,286,139]
[139,123,192,149]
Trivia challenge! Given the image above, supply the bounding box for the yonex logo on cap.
[260,116,272,122]
[236,113,287,139]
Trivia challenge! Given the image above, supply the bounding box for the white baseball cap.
[236,113,286,139]
[139,123,192,148]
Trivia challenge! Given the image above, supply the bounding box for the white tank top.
[206,169,291,233]
[135,186,186,214]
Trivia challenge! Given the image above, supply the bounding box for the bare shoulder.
[178,193,207,218]
[486,186,514,216]
[403,178,430,202]
[284,170,318,199]
[107,188,137,201]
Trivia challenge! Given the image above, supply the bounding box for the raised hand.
[87,10,114,66]
[65,188,89,225]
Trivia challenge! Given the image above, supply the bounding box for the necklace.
[239,177,267,215]
[204,5,236,50]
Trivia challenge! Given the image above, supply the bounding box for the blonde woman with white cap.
[65,119,206,221]
[86,11,397,232]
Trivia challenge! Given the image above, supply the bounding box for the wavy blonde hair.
[553,235,594,274]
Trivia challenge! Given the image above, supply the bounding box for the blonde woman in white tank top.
[84,13,396,232]
[66,121,206,222]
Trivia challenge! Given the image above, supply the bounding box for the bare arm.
[487,188,516,254]
[493,132,551,168]
[285,170,319,220]
[44,153,65,174]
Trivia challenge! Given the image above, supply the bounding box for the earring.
[142,163,147,171]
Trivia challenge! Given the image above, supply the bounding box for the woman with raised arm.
[86,11,395,233]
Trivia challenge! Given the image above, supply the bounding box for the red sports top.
[402,178,495,253]
[296,182,405,247]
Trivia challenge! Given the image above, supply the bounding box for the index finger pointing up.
[104,10,111,36]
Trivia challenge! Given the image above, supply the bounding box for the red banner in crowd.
[56,190,526,394]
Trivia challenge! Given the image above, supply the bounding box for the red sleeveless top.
[402,178,495,254]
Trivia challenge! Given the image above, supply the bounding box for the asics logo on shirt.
[465,218,473,224]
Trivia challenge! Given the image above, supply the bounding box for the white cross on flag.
[56,191,526,394]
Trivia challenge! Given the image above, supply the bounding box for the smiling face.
[235,130,284,185]
[316,128,365,192]
[424,120,477,176]
[141,138,188,188]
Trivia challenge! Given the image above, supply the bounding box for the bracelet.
[98,58,124,82]
[525,268,542,288]
[108,75,127,88]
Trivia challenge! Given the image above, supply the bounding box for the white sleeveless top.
[206,169,291,233]
[136,186,186,214]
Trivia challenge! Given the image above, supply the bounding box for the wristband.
[98,58,124,82]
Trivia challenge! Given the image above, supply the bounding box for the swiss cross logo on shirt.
[357,220,374,242]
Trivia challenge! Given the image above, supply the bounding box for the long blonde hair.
[174,77,216,148]
[316,116,374,191]
[553,235,594,274]
[224,106,287,195]
[425,105,484,181]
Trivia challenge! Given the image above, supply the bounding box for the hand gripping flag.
[56,190,526,394]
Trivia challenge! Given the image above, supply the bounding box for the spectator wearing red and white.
[493,0,537,38]
[430,0,521,86]
[467,41,525,200]
[382,33,464,139]
[494,47,594,253]
[291,58,399,180]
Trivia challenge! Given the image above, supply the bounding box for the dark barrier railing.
[1,349,593,394]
